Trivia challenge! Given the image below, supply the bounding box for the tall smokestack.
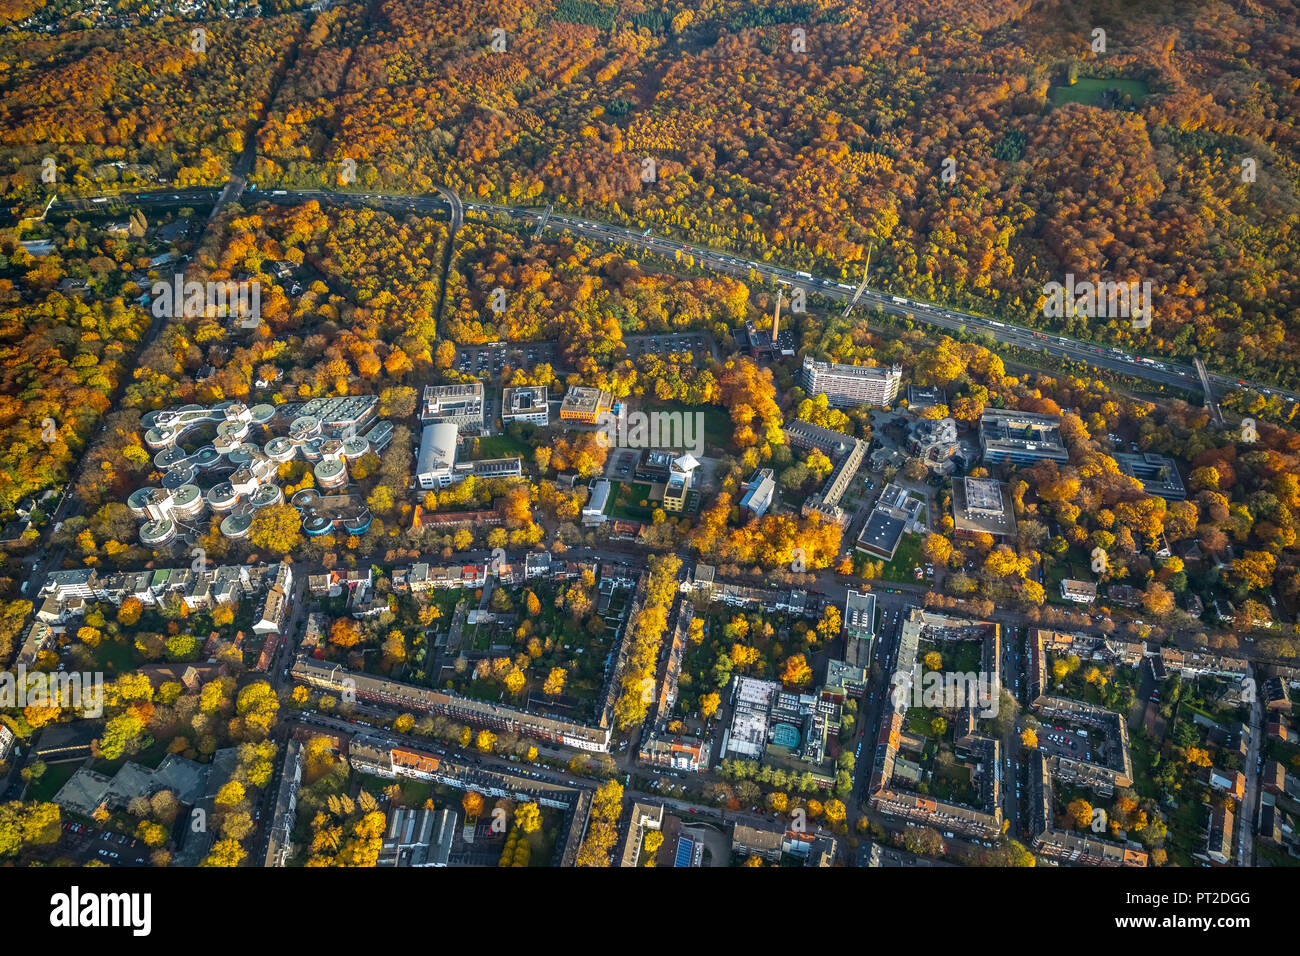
[772,289,783,346]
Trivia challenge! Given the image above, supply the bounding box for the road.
[1237,677,1264,865]
[47,185,1300,407]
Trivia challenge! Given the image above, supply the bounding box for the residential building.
[1207,805,1235,864]
[1060,579,1098,604]
[618,802,664,867]
[843,590,876,668]
[291,657,613,752]
[252,562,293,637]
[1263,677,1292,712]
[800,356,902,408]
[265,739,303,867]
[637,734,708,773]
[731,821,784,862]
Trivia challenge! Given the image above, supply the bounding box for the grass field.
[609,481,655,521]
[880,533,927,583]
[1044,556,1093,604]
[1050,77,1150,108]
[26,760,80,802]
[643,400,732,452]
[475,433,532,460]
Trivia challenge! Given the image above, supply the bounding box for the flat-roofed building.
[801,356,902,408]
[855,484,921,560]
[421,381,485,433]
[501,385,549,426]
[856,510,905,560]
[906,385,945,412]
[1114,452,1186,500]
[725,676,780,759]
[380,807,458,867]
[467,457,523,480]
[560,385,612,424]
[634,449,673,482]
[952,477,1018,538]
[979,409,1068,466]
[843,590,876,668]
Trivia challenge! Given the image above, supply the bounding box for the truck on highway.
[891,296,908,305]
[989,320,1006,328]
[795,270,813,280]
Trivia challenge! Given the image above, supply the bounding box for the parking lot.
[60,820,150,866]
[606,448,640,479]
[456,341,561,378]
[1039,725,1095,763]
[622,332,714,360]
[454,333,714,383]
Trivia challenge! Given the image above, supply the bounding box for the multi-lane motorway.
[49,185,1299,408]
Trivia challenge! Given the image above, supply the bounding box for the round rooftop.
[303,514,333,536]
[219,513,253,538]
[140,518,176,546]
[291,489,321,509]
[162,467,196,489]
[250,485,282,507]
[127,487,156,507]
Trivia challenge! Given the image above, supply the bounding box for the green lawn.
[610,481,655,521]
[476,433,532,460]
[643,400,731,452]
[26,760,80,802]
[880,533,927,583]
[1050,77,1150,108]
[1044,556,1092,604]
[93,639,136,678]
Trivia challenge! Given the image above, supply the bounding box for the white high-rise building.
[801,356,902,408]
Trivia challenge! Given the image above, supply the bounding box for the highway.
[48,185,1300,407]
